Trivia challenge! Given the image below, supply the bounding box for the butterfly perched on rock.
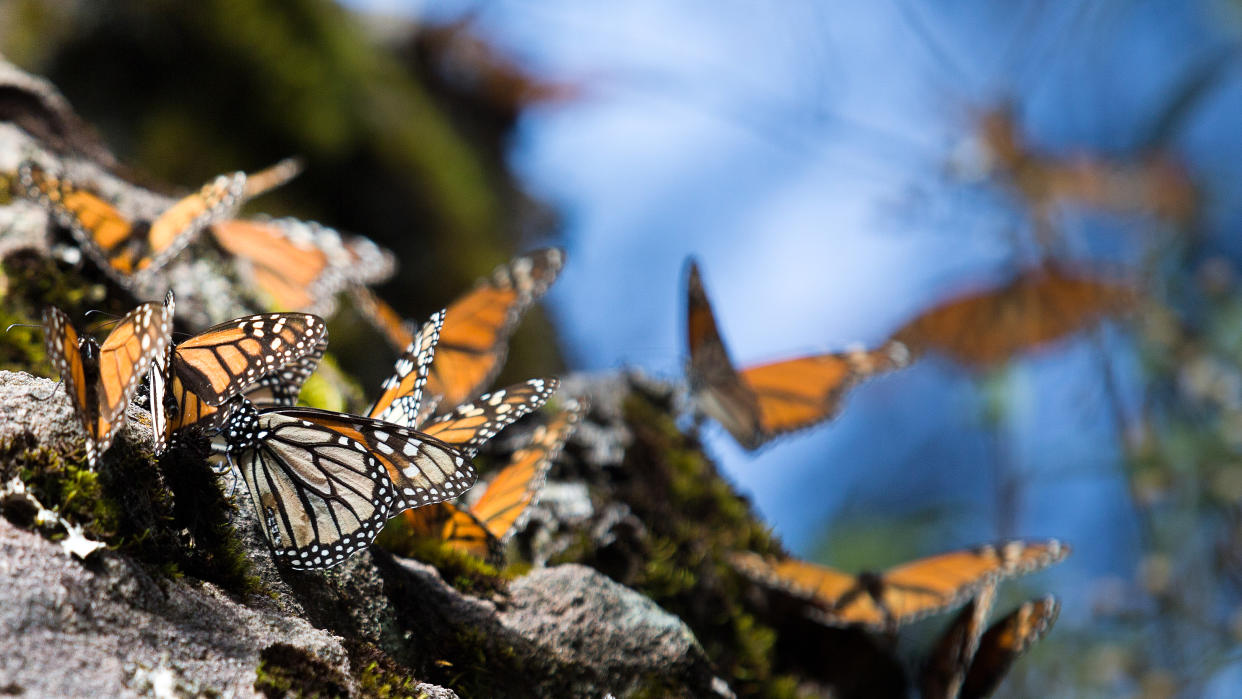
[18,160,246,290]
[685,258,908,450]
[730,539,1067,632]
[220,397,478,570]
[41,296,174,468]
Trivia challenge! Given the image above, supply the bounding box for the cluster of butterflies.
[14,151,584,570]
[684,256,1105,692]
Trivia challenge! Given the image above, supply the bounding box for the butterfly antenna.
[83,309,121,321]
[4,322,42,333]
[26,379,62,402]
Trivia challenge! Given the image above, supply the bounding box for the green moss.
[346,641,425,699]
[546,388,791,696]
[254,643,349,699]
[0,429,256,594]
[375,516,508,598]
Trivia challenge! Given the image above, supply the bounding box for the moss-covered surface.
[548,386,801,697]
[375,516,509,598]
[0,427,256,594]
[344,640,428,699]
[254,643,350,698]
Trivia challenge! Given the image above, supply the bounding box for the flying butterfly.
[685,258,909,451]
[41,297,174,468]
[151,312,328,452]
[400,401,585,559]
[357,247,565,415]
[17,159,246,289]
[959,595,1060,698]
[210,216,395,317]
[221,398,477,569]
[892,263,1136,368]
[730,539,1067,632]
[921,581,998,699]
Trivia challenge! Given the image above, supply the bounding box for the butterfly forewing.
[369,311,445,424]
[265,407,478,514]
[419,377,559,459]
[170,313,326,406]
[421,248,565,410]
[922,582,998,699]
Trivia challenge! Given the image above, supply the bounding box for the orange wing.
[893,264,1136,367]
[686,257,907,450]
[211,217,395,316]
[740,342,908,439]
[732,539,1067,631]
[368,312,444,423]
[418,248,565,410]
[960,596,1060,699]
[419,378,559,458]
[442,402,585,557]
[18,160,243,286]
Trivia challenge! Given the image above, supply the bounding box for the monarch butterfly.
[17,160,246,289]
[730,539,1067,632]
[892,264,1136,368]
[921,581,998,699]
[151,312,328,451]
[685,259,909,451]
[358,248,565,413]
[221,398,477,570]
[210,217,395,316]
[400,401,585,559]
[41,297,174,468]
[959,595,1060,698]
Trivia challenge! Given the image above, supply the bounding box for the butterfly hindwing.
[960,596,1060,699]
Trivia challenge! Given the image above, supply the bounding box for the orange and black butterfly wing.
[921,581,998,699]
[267,406,477,514]
[446,401,586,557]
[368,311,445,424]
[211,219,333,312]
[422,248,565,410]
[684,258,763,449]
[95,299,175,460]
[419,378,559,459]
[894,265,1135,367]
[729,552,867,622]
[873,539,1069,628]
[41,306,94,454]
[738,341,908,444]
[960,596,1060,699]
[170,312,327,406]
[241,334,328,407]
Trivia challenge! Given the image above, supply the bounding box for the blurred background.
[5,0,1242,694]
